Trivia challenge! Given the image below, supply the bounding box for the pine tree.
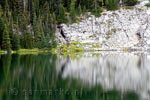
[83,6,87,13]
[52,12,56,34]
[70,0,76,22]
[44,14,52,35]
[0,5,2,16]
[57,4,67,24]
[5,0,9,13]
[63,0,71,11]
[33,18,44,48]
[22,30,33,49]
[0,0,127,50]
[0,17,4,49]
[105,0,119,10]
[1,25,11,51]
[0,0,6,9]
[11,33,20,50]
[50,13,57,48]
[77,4,82,15]
[9,16,14,46]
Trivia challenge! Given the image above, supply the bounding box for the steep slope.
[56,0,150,50]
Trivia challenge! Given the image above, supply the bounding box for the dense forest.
[0,0,137,51]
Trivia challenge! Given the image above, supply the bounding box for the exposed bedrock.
[56,0,150,50]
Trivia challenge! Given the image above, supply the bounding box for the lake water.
[0,52,150,100]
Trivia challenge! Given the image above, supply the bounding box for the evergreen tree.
[83,6,87,13]
[1,25,11,51]
[44,14,52,35]
[0,17,4,49]
[52,13,57,34]
[0,0,6,9]
[11,33,20,50]
[5,0,9,12]
[57,4,67,24]
[70,0,76,22]
[105,0,119,10]
[0,5,2,16]
[22,30,33,49]
[77,4,82,15]
[9,16,14,46]
[33,18,44,48]
[63,0,71,11]
[1,0,140,50]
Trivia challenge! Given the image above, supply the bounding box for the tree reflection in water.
[0,53,143,100]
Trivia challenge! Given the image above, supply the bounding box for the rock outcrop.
[56,0,150,51]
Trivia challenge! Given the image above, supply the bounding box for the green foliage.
[11,33,20,50]
[145,3,150,7]
[77,4,82,15]
[0,17,4,49]
[124,0,138,6]
[57,5,68,24]
[0,0,140,51]
[43,34,57,49]
[5,0,9,13]
[105,0,119,10]
[1,25,11,51]
[33,17,44,48]
[60,41,84,54]
[9,18,20,50]
[51,13,57,34]
[70,0,76,22]
[22,31,33,49]
[91,7,102,17]
[0,5,2,16]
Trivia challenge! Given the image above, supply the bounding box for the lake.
[0,52,150,100]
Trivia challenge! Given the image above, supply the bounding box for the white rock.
[56,0,150,50]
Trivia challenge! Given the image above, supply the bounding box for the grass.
[0,48,53,55]
[58,41,85,56]
[0,43,84,55]
[16,48,51,55]
[60,42,84,54]
[58,41,103,58]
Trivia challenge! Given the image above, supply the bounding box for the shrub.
[124,0,138,6]
[105,0,119,11]
[145,3,150,7]
[91,7,102,17]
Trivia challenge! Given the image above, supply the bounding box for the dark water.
[0,52,148,100]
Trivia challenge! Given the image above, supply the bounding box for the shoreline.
[0,46,149,55]
[0,48,56,55]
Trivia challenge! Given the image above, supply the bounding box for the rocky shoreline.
[56,0,150,51]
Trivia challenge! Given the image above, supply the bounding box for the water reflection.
[57,52,150,100]
[0,54,57,100]
[0,52,148,100]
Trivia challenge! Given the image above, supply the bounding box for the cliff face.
[56,0,150,50]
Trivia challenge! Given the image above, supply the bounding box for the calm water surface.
[0,52,150,100]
